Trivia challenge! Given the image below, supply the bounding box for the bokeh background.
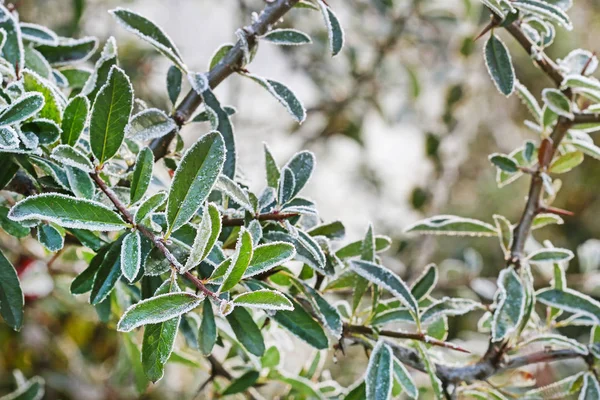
[2,0,600,398]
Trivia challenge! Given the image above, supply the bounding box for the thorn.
[581,51,597,76]
[474,18,496,41]
[538,206,574,217]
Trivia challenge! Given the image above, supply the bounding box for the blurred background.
[2,0,600,398]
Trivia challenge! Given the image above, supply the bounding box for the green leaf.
[121,231,141,282]
[278,167,295,204]
[22,70,62,124]
[527,247,574,264]
[264,143,280,188]
[0,93,44,126]
[292,279,343,338]
[0,376,45,400]
[129,147,154,205]
[416,343,444,399]
[36,36,98,65]
[410,263,438,301]
[308,221,345,240]
[244,73,306,123]
[405,215,498,237]
[0,5,23,71]
[199,300,217,355]
[208,43,233,70]
[50,145,94,172]
[0,127,19,149]
[66,166,94,199]
[24,46,52,79]
[284,150,315,199]
[20,22,58,45]
[117,292,204,332]
[349,260,419,317]
[522,333,589,355]
[8,193,127,231]
[542,88,573,119]
[184,203,221,272]
[264,230,328,275]
[550,151,584,174]
[316,1,344,56]
[219,229,253,293]
[393,359,417,399]
[537,288,600,324]
[421,297,482,322]
[166,65,182,106]
[489,153,519,173]
[110,8,186,71]
[272,295,329,349]
[90,238,123,305]
[335,235,392,258]
[222,370,260,396]
[0,206,29,238]
[492,268,526,342]
[70,245,109,295]
[215,174,254,212]
[232,289,293,311]
[122,333,150,394]
[61,67,92,89]
[493,214,513,255]
[37,224,64,252]
[125,108,177,141]
[134,191,166,225]
[532,214,563,230]
[580,373,600,400]
[226,306,265,356]
[512,0,572,30]
[242,242,296,279]
[567,139,600,160]
[365,341,393,400]
[262,28,312,45]
[484,33,515,96]
[142,281,180,383]
[166,131,225,236]
[90,66,134,165]
[516,81,542,122]
[61,95,89,146]
[0,249,23,331]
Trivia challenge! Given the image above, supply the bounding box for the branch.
[343,324,471,354]
[150,0,301,161]
[89,172,219,301]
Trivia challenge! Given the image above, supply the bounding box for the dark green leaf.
[0,249,23,331]
[226,306,265,356]
[484,34,515,96]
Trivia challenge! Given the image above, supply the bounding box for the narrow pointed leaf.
[243,74,306,123]
[232,289,293,311]
[226,306,265,356]
[365,341,393,400]
[121,231,141,282]
[263,29,312,45]
[484,33,515,96]
[0,249,23,331]
[130,147,154,205]
[317,1,344,56]
[37,224,64,252]
[405,215,497,237]
[219,229,253,292]
[0,93,44,126]
[184,203,221,271]
[199,300,217,355]
[537,288,600,324]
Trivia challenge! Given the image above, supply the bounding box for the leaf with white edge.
[134,191,166,225]
[188,73,236,179]
[580,373,600,400]
[405,215,498,237]
[243,242,296,279]
[264,143,280,188]
[243,73,306,123]
[61,95,89,146]
[262,29,312,46]
[232,289,293,311]
[365,341,393,400]
[558,49,597,76]
[126,108,177,141]
[336,235,392,258]
[0,5,23,71]
[527,248,574,264]
[50,145,93,172]
[215,174,254,212]
[130,147,154,205]
[183,203,221,272]
[22,70,63,124]
[8,193,127,231]
[542,88,573,119]
[264,230,328,275]
[550,151,584,174]
[208,43,233,70]
[36,36,98,66]
[291,279,343,338]
[416,343,444,399]
[226,306,265,356]
[142,280,180,383]
[199,300,216,355]
[271,371,324,399]
[166,131,225,236]
[37,224,64,252]
[90,237,123,305]
[20,22,58,45]
[0,206,29,238]
[90,66,133,165]
[221,370,260,396]
[512,0,573,30]
[271,294,329,350]
[308,221,345,240]
[0,249,23,331]
[493,214,513,255]
[66,166,94,199]
[537,288,600,324]
[0,127,19,149]
[489,153,519,173]
[117,292,203,332]
[421,297,482,322]
[110,8,186,71]
[219,229,253,293]
[566,139,600,160]
[516,81,542,122]
[121,231,141,282]
[349,260,419,317]
[316,1,344,56]
[166,65,182,106]
[284,150,315,198]
[561,74,600,92]
[0,93,44,127]
[522,333,589,355]
[392,359,418,399]
[278,167,295,204]
[492,268,526,342]
[24,46,52,79]
[484,33,515,96]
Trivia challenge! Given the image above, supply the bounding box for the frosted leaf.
[516,81,542,122]
[235,29,251,66]
[566,139,600,160]
[278,167,296,205]
[22,69,63,124]
[214,174,254,213]
[0,4,24,72]
[527,247,574,264]
[405,215,498,237]
[484,33,515,96]
[558,49,598,76]
[134,191,167,225]
[50,144,94,172]
[121,230,141,282]
[232,289,294,311]
[263,230,328,274]
[219,300,234,317]
[8,193,127,231]
[36,36,98,66]
[247,219,262,244]
[218,228,253,293]
[37,223,64,252]
[0,92,44,127]
[364,341,393,400]
[580,373,600,400]
[512,0,572,30]
[421,297,482,322]
[126,108,177,141]
[17,128,38,150]
[492,268,526,342]
[65,166,94,200]
[262,29,312,46]
[116,292,204,332]
[24,46,52,79]
[316,1,344,56]
[242,73,306,123]
[415,343,444,399]
[0,126,18,149]
[521,333,588,355]
[28,156,69,190]
[489,153,519,173]
[493,214,513,255]
[110,8,187,72]
[183,203,221,272]
[242,241,296,279]
[537,288,600,324]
